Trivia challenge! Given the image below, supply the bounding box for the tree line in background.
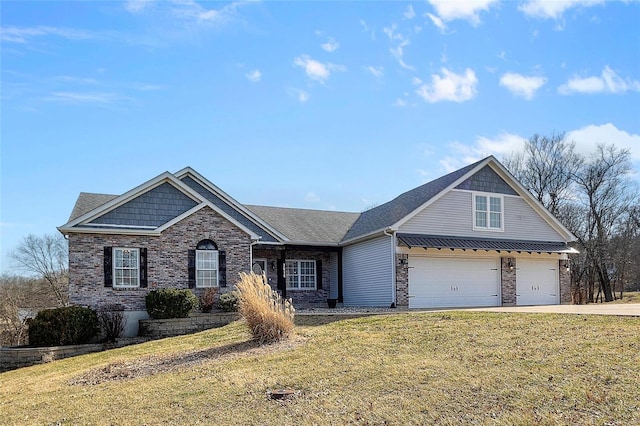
[0,234,69,345]
[504,134,639,303]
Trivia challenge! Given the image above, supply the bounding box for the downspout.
[384,229,397,308]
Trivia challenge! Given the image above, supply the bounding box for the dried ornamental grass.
[235,272,295,344]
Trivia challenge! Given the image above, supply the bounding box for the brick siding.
[68,206,251,311]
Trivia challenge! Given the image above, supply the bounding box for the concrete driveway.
[466,303,640,316]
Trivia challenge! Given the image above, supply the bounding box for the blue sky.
[1,0,639,274]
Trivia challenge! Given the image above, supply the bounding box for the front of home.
[58,157,577,336]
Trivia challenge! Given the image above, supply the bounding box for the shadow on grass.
[69,338,297,386]
[294,313,379,326]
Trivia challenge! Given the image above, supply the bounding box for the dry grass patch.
[610,291,640,304]
[1,312,638,425]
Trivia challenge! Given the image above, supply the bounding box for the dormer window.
[473,193,503,231]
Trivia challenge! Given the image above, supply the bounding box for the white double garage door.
[408,256,559,309]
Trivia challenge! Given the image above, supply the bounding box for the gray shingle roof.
[397,233,574,253]
[342,158,485,242]
[69,192,119,221]
[245,205,360,244]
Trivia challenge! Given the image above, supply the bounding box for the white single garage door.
[408,257,500,308]
[516,259,559,306]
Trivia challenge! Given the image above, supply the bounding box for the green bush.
[145,289,198,319]
[218,291,239,312]
[28,306,100,347]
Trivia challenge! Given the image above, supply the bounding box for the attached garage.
[408,256,500,308]
[516,259,559,305]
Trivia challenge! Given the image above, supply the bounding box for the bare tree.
[571,145,636,302]
[503,133,582,216]
[0,275,37,346]
[10,234,69,307]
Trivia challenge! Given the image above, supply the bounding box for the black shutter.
[188,249,196,288]
[316,259,323,290]
[139,248,148,288]
[218,250,227,287]
[104,247,113,287]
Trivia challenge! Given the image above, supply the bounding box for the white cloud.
[305,192,320,203]
[245,69,262,82]
[321,38,340,52]
[287,87,310,103]
[293,55,345,83]
[566,123,640,162]
[383,25,414,70]
[426,13,447,32]
[519,0,604,20]
[366,66,384,78]
[404,5,416,19]
[0,25,93,43]
[125,0,249,26]
[427,0,498,26]
[499,72,547,100]
[440,132,527,171]
[125,0,153,13]
[416,68,478,103]
[393,98,408,107]
[558,66,640,95]
[44,91,127,104]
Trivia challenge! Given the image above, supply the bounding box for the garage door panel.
[516,259,559,306]
[408,257,500,308]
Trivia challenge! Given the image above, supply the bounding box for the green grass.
[1,312,639,425]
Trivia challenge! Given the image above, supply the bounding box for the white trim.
[472,192,504,232]
[175,167,288,242]
[195,249,219,288]
[83,223,158,229]
[285,259,317,290]
[113,247,140,289]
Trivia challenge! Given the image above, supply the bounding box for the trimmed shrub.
[235,272,295,344]
[145,289,198,319]
[28,306,100,347]
[97,304,127,343]
[199,288,218,313]
[218,291,238,312]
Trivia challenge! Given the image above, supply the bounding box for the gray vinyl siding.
[342,235,394,307]
[181,176,278,242]
[399,190,563,242]
[87,183,197,227]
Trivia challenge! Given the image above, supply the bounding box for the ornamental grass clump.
[235,272,295,344]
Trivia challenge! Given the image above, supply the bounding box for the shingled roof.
[68,192,119,222]
[341,158,485,242]
[245,205,360,244]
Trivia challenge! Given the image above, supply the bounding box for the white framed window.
[285,260,316,290]
[196,249,219,288]
[113,248,140,288]
[473,193,503,231]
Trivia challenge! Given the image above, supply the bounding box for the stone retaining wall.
[138,312,241,339]
[0,339,146,373]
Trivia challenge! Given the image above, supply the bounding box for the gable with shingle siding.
[85,182,198,228]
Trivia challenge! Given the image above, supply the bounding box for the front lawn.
[1,312,638,425]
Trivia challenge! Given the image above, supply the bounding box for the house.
[58,156,577,336]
